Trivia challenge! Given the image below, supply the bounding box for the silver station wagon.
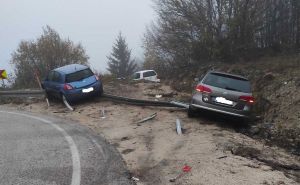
[188,71,254,119]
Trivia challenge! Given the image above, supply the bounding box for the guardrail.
[0,90,45,97]
[102,93,189,108]
[0,90,189,109]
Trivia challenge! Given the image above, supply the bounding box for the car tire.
[45,91,53,101]
[98,88,103,97]
[188,105,197,118]
[242,116,255,125]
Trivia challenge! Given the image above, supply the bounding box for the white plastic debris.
[176,119,182,135]
[62,95,74,111]
[45,98,50,107]
[100,107,106,119]
[131,177,140,181]
[155,94,162,98]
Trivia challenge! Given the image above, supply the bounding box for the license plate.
[82,87,94,93]
[215,97,233,105]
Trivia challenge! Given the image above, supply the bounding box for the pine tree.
[107,33,137,78]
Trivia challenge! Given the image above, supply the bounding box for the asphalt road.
[0,110,134,185]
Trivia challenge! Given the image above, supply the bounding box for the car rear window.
[203,73,251,93]
[65,68,94,83]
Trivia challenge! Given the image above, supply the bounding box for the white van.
[133,70,160,82]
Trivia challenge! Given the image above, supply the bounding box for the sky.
[0,0,155,75]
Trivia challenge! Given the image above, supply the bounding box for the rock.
[262,180,271,185]
[296,78,300,87]
[263,73,275,81]
[260,165,272,171]
[230,145,261,158]
[229,169,237,174]
[249,126,260,136]
[121,148,135,154]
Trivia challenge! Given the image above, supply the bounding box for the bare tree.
[144,0,300,78]
[11,26,89,88]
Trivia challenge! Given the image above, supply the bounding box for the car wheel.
[242,117,255,125]
[45,91,53,101]
[188,105,197,118]
[98,88,103,97]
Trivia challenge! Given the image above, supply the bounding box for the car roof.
[208,71,249,80]
[54,64,89,74]
[135,70,156,73]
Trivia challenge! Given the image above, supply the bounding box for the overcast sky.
[0,0,155,75]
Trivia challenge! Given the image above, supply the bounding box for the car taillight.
[196,85,212,93]
[95,75,99,81]
[64,84,73,90]
[239,96,254,104]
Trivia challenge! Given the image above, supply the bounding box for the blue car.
[42,64,103,103]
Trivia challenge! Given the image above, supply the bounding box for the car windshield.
[203,73,251,93]
[133,73,140,79]
[65,68,94,83]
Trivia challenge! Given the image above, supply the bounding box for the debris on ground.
[176,118,182,135]
[100,107,105,119]
[155,94,162,98]
[169,165,192,182]
[217,156,227,159]
[45,97,50,107]
[62,96,74,111]
[135,112,157,125]
[131,176,139,182]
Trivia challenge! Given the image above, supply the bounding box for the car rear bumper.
[64,81,103,102]
[191,94,251,118]
[190,104,248,117]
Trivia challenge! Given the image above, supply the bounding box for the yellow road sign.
[0,70,7,79]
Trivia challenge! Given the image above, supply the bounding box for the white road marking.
[0,111,81,185]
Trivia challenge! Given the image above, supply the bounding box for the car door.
[144,71,157,82]
[51,71,63,98]
[149,71,157,81]
[44,71,55,96]
[143,71,152,81]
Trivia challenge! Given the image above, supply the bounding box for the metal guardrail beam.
[0,90,189,109]
[0,90,45,97]
[102,93,189,108]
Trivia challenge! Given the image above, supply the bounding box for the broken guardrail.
[0,90,189,109]
[102,93,189,109]
[0,89,45,97]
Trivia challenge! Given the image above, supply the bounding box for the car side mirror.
[194,78,199,82]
